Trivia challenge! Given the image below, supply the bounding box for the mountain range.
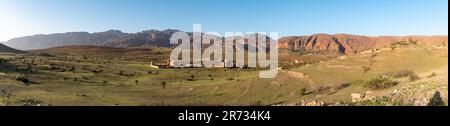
[279,34,448,55]
[3,29,448,55]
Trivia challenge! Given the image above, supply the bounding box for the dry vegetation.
[0,42,448,106]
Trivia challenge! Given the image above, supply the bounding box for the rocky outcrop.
[278,34,448,55]
[4,30,127,50]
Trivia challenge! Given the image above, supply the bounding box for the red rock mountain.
[278,34,448,55]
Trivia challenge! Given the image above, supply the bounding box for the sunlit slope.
[1,44,447,106]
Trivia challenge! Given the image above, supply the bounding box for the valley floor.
[1,45,448,106]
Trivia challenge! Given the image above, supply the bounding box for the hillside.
[0,43,25,53]
[278,34,448,55]
[32,45,172,64]
[4,29,179,50]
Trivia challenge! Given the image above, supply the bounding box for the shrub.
[409,74,420,81]
[300,88,313,96]
[428,72,437,78]
[336,83,351,90]
[226,77,235,81]
[371,53,379,58]
[187,75,196,81]
[68,65,75,71]
[21,98,43,106]
[366,77,398,90]
[118,70,136,76]
[313,86,332,95]
[390,46,396,50]
[362,66,370,73]
[16,77,31,85]
[391,39,419,47]
[391,69,419,81]
[392,69,414,78]
[161,81,167,89]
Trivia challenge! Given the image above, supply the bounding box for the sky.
[0,0,448,41]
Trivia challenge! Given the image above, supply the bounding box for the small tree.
[187,75,196,81]
[69,65,76,72]
[362,66,370,73]
[391,46,396,50]
[300,88,307,96]
[409,74,420,81]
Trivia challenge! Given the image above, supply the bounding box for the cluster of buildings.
[150,60,242,69]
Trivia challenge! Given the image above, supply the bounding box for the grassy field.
[1,44,448,106]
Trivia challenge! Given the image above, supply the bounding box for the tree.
[69,65,76,72]
[0,87,12,106]
[161,81,167,89]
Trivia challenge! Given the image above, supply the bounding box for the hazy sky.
[0,0,448,41]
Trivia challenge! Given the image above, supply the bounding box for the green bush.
[366,77,398,90]
[391,39,419,46]
[313,86,332,94]
[226,77,235,81]
[362,66,370,73]
[187,75,196,81]
[21,98,43,106]
[335,83,351,90]
[161,81,167,89]
[409,73,420,81]
[392,69,413,78]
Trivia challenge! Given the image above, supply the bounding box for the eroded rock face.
[278,34,448,55]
